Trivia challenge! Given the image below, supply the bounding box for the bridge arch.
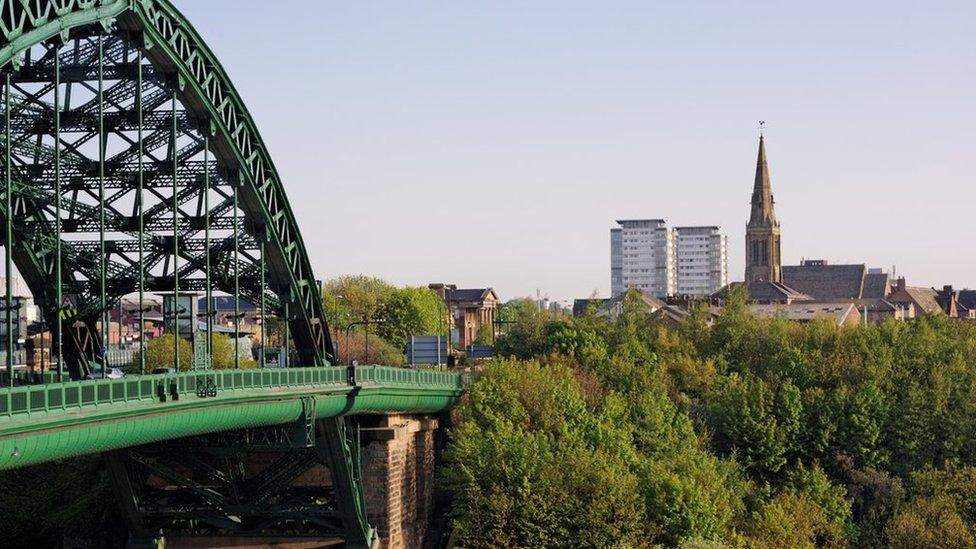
[0,0,332,376]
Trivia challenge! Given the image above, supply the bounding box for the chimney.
[892,277,905,292]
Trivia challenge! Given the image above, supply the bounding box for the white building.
[610,221,727,298]
[610,219,676,298]
[674,226,728,296]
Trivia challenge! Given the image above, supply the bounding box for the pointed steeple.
[745,132,782,284]
[749,135,777,226]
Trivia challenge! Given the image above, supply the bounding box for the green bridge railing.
[0,366,467,420]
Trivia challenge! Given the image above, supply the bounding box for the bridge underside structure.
[0,2,468,547]
[0,366,466,546]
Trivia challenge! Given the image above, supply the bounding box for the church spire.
[745,131,782,284]
[749,135,777,226]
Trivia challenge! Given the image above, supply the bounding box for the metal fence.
[465,344,494,359]
[104,348,137,368]
[0,365,468,420]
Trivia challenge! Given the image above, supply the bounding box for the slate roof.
[749,303,859,326]
[651,305,691,324]
[710,281,810,302]
[889,286,942,315]
[782,264,867,300]
[958,290,976,311]
[445,288,496,302]
[597,290,665,317]
[746,281,812,302]
[863,272,891,299]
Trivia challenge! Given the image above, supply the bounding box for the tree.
[474,322,493,345]
[321,275,395,334]
[211,333,256,369]
[321,277,444,351]
[886,496,974,549]
[337,330,404,366]
[443,360,646,548]
[745,492,848,549]
[376,286,444,349]
[131,333,255,371]
[704,373,797,477]
[132,333,191,372]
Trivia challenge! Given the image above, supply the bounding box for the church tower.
[745,134,782,283]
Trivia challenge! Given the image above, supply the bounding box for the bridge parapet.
[0,366,468,471]
[0,365,466,421]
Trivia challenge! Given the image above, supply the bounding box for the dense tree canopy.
[321,276,444,357]
[444,288,976,547]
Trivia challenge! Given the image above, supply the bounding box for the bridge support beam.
[359,415,441,549]
[104,421,355,547]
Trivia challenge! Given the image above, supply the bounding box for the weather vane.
[759,120,766,137]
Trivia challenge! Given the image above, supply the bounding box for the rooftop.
[782,263,867,300]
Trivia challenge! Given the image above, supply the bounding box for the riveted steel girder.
[0,1,334,373]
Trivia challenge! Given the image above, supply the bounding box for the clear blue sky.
[176,1,975,302]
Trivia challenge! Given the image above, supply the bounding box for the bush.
[131,333,256,372]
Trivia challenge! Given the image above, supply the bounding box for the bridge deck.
[0,366,467,470]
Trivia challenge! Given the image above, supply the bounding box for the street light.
[345,317,386,364]
[333,293,344,362]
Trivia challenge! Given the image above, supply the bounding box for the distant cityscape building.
[611,220,727,298]
[611,219,675,298]
[729,134,973,322]
[675,226,728,296]
[782,260,890,301]
[592,132,975,327]
[428,284,498,348]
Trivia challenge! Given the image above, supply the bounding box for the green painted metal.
[0,0,333,371]
[0,366,467,470]
[318,416,375,548]
[0,7,470,542]
[4,72,11,383]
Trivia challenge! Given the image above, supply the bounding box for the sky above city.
[174,1,974,303]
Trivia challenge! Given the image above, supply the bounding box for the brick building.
[428,284,498,348]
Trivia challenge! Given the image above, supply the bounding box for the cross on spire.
[759,120,766,137]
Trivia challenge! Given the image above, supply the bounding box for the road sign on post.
[406,336,449,366]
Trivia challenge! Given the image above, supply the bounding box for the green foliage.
[474,321,494,345]
[745,491,848,548]
[376,286,444,348]
[886,495,974,549]
[443,360,645,548]
[444,296,976,547]
[131,333,255,371]
[211,333,257,369]
[321,276,444,349]
[132,333,191,371]
[704,373,798,476]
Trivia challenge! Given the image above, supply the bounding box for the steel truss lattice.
[0,1,334,378]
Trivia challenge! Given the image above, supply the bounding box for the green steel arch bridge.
[0,1,468,546]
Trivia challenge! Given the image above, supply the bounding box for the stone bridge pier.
[360,414,443,549]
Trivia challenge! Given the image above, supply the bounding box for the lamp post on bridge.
[345,317,386,365]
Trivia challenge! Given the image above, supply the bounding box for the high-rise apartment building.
[674,226,728,296]
[610,220,675,298]
[610,221,727,298]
